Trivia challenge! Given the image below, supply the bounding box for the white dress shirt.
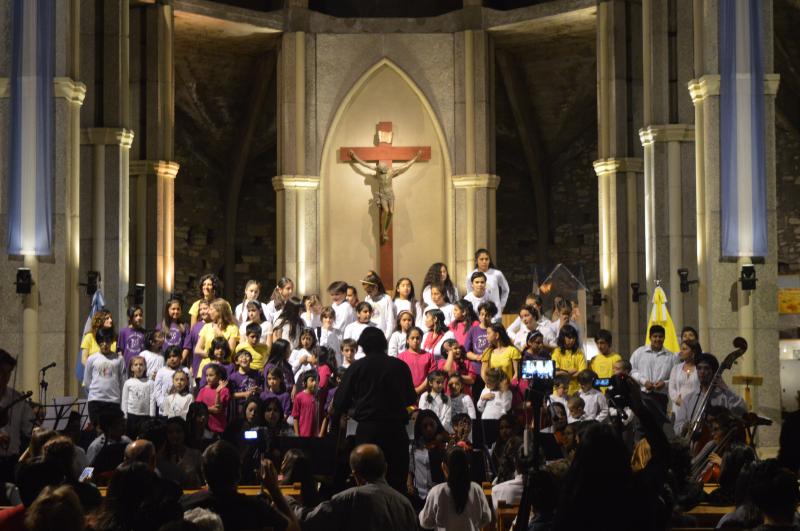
[630,345,678,394]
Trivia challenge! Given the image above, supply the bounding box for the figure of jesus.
[348,149,423,243]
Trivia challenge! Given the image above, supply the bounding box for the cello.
[684,337,748,454]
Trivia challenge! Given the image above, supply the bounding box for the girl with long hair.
[419,446,492,530]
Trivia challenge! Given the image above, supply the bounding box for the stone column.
[453,29,497,291]
[129,160,179,322]
[80,129,135,321]
[130,0,178,324]
[274,30,320,294]
[0,1,86,395]
[452,174,500,289]
[79,0,133,321]
[690,0,780,444]
[595,0,645,356]
[272,176,320,296]
[639,0,698,332]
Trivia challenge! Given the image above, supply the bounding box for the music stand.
[40,396,89,432]
[732,375,763,411]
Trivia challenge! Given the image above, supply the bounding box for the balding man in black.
[332,327,417,492]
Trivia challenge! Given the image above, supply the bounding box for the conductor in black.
[332,327,417,493]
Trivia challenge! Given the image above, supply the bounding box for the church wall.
[313,34,455,175]
[494,73,600,316]
[172,41,278,302]
[777,118,800,273]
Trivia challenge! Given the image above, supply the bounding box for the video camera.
[243,427,273,454]
[521,358,554,395]
[605,373,631,410]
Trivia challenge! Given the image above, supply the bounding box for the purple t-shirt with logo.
[117,327,146,365]
[157,322,186,352]
[464,325,489,374]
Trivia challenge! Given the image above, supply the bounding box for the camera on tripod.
[521,359,555,395]
[243,427,273,454]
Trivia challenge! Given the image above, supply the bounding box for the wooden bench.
[97,483,302,500]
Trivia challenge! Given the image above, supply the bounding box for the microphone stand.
[39,365,55,406]
[514,385,547,531]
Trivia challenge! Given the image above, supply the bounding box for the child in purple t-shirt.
[465,301,497,375]
[292,371,318,437]
[260,365,292,418]
[118,305,146,365]
[157,298,187,353]
[229,350,263,417]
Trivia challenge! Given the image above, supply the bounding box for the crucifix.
[339,122,431,287]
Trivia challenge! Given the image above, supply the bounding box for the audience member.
[290,444,417,531]
[419,446,492,531]
[180,441,296,531]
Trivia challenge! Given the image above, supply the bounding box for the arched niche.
[319,59,453,291]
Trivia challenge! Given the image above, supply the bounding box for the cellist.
[673,352,747,437]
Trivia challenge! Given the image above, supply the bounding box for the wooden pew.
[97,482,303,501]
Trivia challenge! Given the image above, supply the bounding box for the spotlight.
[631,283,645,303]
[86,271,100,296]
[134,284,146,305]
[740,264,757,291]
[15,268,32,294]
[677,268,698,293]
[591,289,607,307]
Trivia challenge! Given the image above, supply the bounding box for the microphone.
[40,362,56,372]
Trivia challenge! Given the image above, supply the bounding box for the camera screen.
[244,430,258,440]
[594,378,610,387]
[522,359,554,380]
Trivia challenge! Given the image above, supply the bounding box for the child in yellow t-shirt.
[235,322,270,370]
[551,324,586,395]
[589,329,622,390]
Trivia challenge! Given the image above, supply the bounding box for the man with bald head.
[290,444,417,531]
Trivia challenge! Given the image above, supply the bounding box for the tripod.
[513,386,548,531]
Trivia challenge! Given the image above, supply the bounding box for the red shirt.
[397,350,436,388]
[292,390,318,437]
[196,385,230,433]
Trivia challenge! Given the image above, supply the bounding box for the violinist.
[696,407,756,504]
[673,352,746,437]
[0,349,34,484]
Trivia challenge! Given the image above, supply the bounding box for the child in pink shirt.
[292,371,319,437]
[195,364,230,435]
[398,327,436,396]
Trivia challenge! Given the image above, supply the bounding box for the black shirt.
[333,353,416,423]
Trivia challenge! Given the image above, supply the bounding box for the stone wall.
[173,49,278,303]
[494,75,599,313]
[777,115,800,274]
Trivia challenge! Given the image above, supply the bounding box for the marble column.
[690,0,780,444]
[453,29,497,292]
[274,30,320,294]
[595,0,645,356]
[640,0,698,332]
[272,176,320,296]
[0,1,86,395]
[130,0,178,324]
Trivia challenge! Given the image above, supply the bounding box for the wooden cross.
[339,122,431,287]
